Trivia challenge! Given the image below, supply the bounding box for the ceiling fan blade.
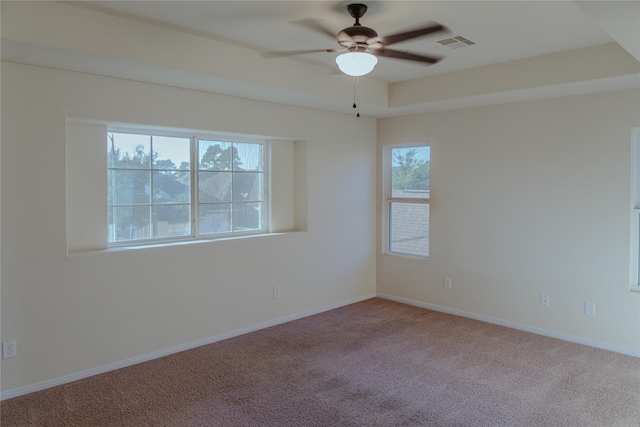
[261,48,341,58]
[337,30,356,48]
[373,49,441,64]
[382,24,448,46]
[294,18,338,40]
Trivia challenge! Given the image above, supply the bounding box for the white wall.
[1,62,377,394]
[378,89,640,354]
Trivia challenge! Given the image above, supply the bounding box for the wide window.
[383,144,430,258]
[108,131,266,245]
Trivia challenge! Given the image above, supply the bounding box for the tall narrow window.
[630,128,640,292]
[384,144,430,258]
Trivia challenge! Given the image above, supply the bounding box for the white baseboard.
[377,292,640,358]
[1,293,377,401]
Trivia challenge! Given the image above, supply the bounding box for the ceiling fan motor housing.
[338,26,378,47]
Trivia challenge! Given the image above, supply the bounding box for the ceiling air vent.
[429,35,476,51]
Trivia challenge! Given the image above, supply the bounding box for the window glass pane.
[235,142,263,171]
[199,172,232,203]
[110,206,151,242]
[107,133,151,169]
[391,146,430,199]
[153,171,191,204]
[199,140,232,171]
[152,205,191,238]
[107,170,114,206]
[233,173,262,202]
[199,203,231,235]
[233,202,262,231]
[390,202,429,257]
[637,212,640,286]
[111,170,151,205]
[152,136,191,170]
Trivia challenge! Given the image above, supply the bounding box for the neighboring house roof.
[390,190,430,257]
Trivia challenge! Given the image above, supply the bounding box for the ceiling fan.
[266,3,449,77]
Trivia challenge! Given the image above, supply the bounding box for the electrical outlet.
[273,286,281,299]
[2,340,16,359]
[585,302,596,316]
[444,277,452,289]
[540,294,550,307]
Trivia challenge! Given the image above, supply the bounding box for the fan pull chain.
[352,77,360,118]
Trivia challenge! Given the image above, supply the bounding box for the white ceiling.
[75,0,622,83]
[3,1,639,117]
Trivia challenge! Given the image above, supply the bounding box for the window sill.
[383,252,429,261]
[67,231,304,257]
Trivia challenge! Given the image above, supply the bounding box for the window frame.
[630,128,640,292]
[382,142,431,260]
[107,127,269,247]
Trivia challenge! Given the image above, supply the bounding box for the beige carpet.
[2,298,640,426]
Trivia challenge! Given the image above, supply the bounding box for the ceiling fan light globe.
[335,52,378,77]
